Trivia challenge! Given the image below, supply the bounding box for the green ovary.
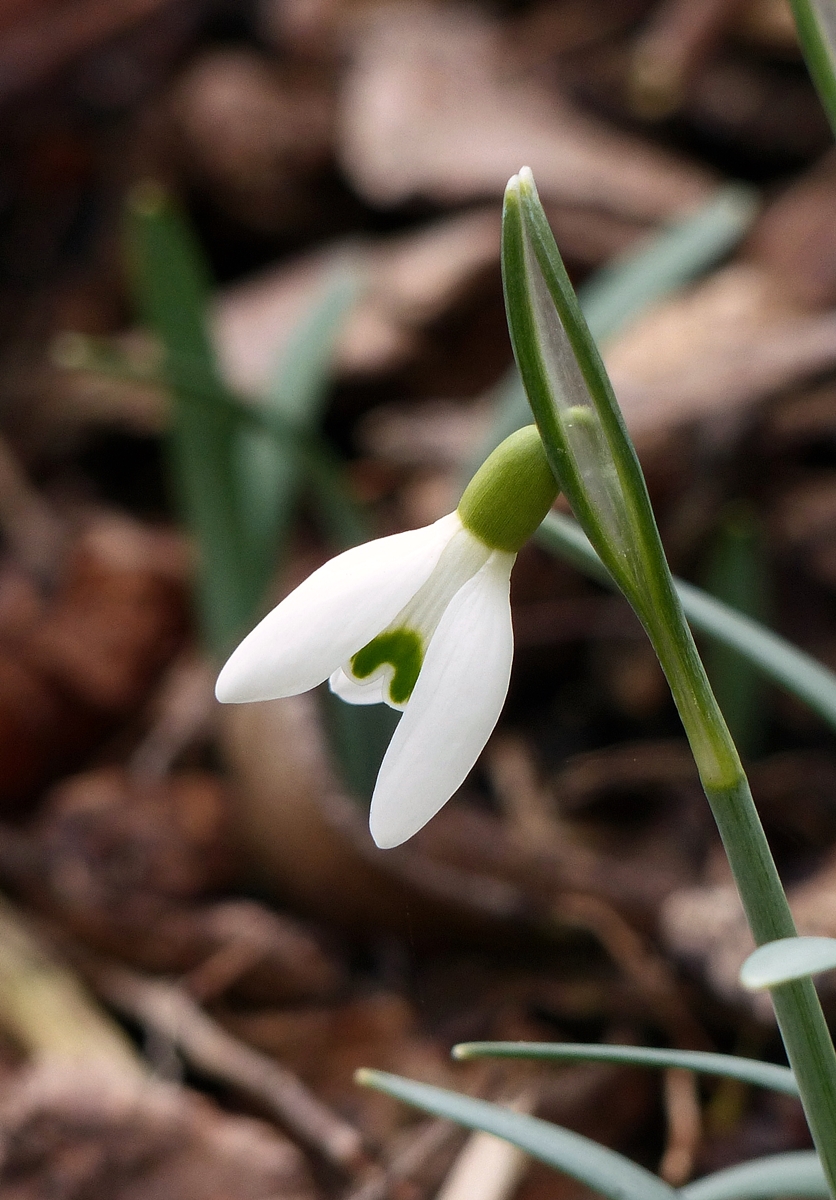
[351,628,425,706]
[457,424,558,552]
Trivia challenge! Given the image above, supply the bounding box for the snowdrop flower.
[216,425,558,848]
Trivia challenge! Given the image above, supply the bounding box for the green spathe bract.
[502,168,740,792]
[458,424,558,552]
[351,628,424,706]
[501,170,657,616]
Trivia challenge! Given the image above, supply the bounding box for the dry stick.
[344,1118,462,1200]
[90,960,367,1174]
[488,735,707,1178]
[556,893,707,1180]
[558,892,710,1051]
[659,1066,702,1187]
[129,655,218,781]
[433,1093,533,1200]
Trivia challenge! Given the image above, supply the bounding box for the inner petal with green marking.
[351,627,425,707]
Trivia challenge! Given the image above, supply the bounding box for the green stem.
[656,607,836,1195]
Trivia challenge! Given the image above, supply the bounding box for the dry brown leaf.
[604,263,836,443]
[735,0,797,52]
[0,1061,315,1200]
[0,766,344,1003]
[627,0,748,120]
[748,151,836,309]
[165,48,334,235]
[0,515,188,809]
[0,0,181,103]
[220,693,530,938]
[214,206,503,394]
[336,2,713,217]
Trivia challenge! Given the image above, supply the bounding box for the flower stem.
[654,600,836,1195]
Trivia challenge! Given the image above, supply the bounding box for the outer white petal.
[369,550,515,849]
[216,514,459,703]
[329,667,387,706]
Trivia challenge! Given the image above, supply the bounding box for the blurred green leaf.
[236,265,365,606]
[126,180,250,658]
[789,0,836,139]
[702,504,770,758]
[535,511,836,737]
[126,181,366,661]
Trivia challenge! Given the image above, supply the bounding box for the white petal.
[329,667,388,706]
[216,514,459,703]
[369,550,515,848]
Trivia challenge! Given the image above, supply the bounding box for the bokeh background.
[0,0,835,1194]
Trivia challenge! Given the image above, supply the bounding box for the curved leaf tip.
[741,936,836,990]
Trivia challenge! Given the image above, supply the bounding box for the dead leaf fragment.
[337,2,713,218]
[167,48,334,234]
[604,263,836,443]
[0,1061,315,1200]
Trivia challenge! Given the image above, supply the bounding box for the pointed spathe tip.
[369,795,438,849]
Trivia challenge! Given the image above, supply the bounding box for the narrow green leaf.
[452,1042,798,1096]
[125,181,251,658]
[355,1069,675,1200]
[535,511,836,738]
[741,938,836,991]
[679,1152,826,1200]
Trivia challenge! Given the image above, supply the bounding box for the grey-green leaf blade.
[355,1069,675,1200]
[452,1042,798,1096]
[679,1152,826,1200]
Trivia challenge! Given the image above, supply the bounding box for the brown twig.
[659,1067,702,1185]
[89,960,368,1174]
[434,1093,533,1200]
[344,1118,462,1200]
[557,892,710,1051]
[129,655,217,781]
[554,893,706,1179]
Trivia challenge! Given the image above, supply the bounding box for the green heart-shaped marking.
[352,628,424,705]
